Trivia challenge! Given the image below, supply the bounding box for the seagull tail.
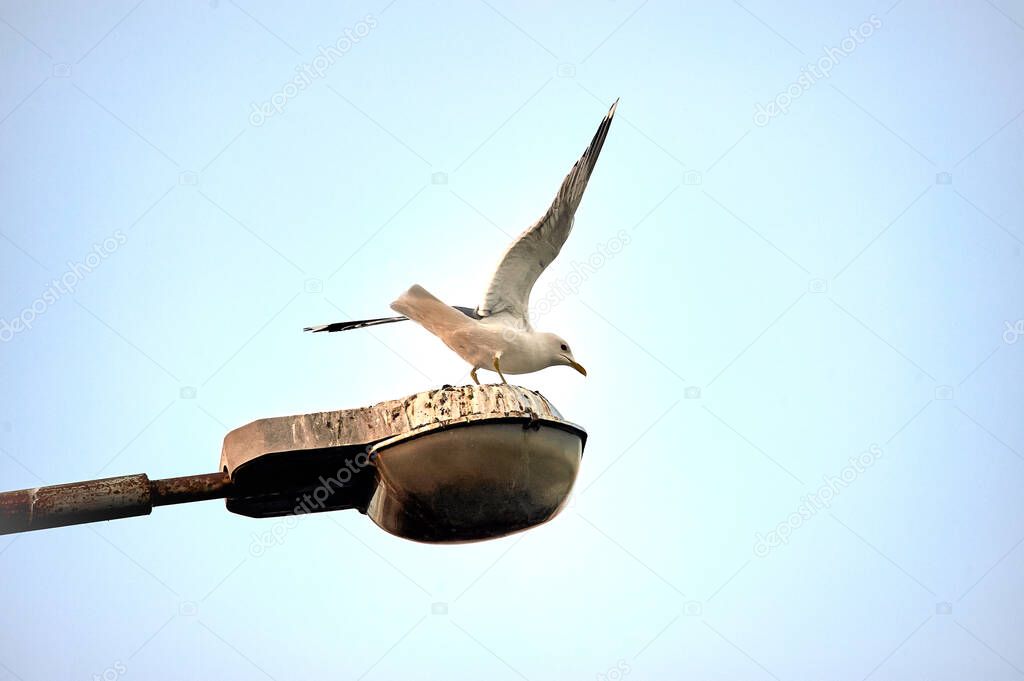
[304,316,408,333]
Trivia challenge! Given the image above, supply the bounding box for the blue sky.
[2,1,1024,679]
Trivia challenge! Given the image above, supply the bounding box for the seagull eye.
[560,343,568,351]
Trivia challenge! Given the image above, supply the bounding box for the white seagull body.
[306,99,618,384]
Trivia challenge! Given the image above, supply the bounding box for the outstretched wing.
[477,99,618,323]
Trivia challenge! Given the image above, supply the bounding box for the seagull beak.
[562,356,587,376]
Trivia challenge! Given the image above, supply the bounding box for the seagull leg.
[470,367,480,386]
[493,356,509,385]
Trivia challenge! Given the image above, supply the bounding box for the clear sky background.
[2,1,1024,679]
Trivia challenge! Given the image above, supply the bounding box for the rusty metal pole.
[0,472,232,535]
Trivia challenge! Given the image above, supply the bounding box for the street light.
[0,385,586,543]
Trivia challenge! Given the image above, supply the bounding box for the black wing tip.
[302,315,410,334]
[581,98,617,167]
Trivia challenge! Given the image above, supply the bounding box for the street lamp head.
[220,384,586,543]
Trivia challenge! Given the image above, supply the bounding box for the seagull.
[305,99,618,385]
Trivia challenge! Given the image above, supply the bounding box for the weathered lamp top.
[220,383,579,474]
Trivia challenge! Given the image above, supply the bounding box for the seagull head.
[539,333,587,376]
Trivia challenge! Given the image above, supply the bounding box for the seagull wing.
[477,99,618,324]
